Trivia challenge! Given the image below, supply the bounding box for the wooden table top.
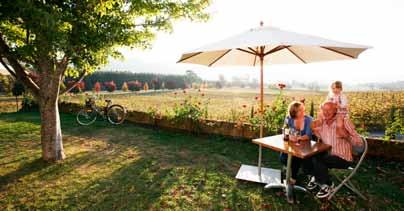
[252,135,331,159]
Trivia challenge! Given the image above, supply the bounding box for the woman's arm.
[302,117,313,141]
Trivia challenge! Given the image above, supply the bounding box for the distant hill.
[358,81,404,91]
[285,80,404,91]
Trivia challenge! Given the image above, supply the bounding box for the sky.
[103,0,404,85]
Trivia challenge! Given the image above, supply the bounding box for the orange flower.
[242,105,247,108]
[278,83,286,89]
[255,96,259,100]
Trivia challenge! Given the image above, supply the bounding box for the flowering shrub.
[77,81,85,91]
[169,92,209,123]
[143,82,149,91]
[278,83,286,90]
[67,80,85,93]
[262,94,288,134]
[94,82,101,93]
[146,106,161,120]
[128,80,142,91]
[121,82,129,92]
[236,86,288,134]
[104,81,116,92]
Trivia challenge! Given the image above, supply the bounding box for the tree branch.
[133,18,170,28]
[0,33,40,97]
[0,57,17,78]
[60,69,87,95]
[57,54,69,75]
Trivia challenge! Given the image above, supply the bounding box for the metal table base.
[236,145,281,184]
[265,152,307,203]
[235,164,281,184]
[235,144,307,204]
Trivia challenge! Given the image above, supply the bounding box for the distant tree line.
[64,70,203,92]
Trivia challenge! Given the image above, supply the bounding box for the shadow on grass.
[0,112,42,124]
[1,112,403,210]
[57,124,320,210]
[0,158,51,190]
[63,157,175,210]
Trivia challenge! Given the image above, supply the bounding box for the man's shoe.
[316,183,334,199]
[306,176,318,191]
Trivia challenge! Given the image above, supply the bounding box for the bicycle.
[76,97,126,125]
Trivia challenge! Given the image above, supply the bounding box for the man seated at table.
[308,101,363,198]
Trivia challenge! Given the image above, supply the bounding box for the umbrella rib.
[236,48,257,56]
[286,47,307,64]
[253,47,260,66]
[208,49,232,67]
[176,52,203,63]
[264,45,290,56]
[321,47,355,59]
[248,47,259,54]
[253,53,257,66]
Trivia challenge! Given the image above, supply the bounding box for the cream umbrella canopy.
[178,23,370,138]
[177,23,370,188]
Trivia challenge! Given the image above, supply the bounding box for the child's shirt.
[327,93,348,111]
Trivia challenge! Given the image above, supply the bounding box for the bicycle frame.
[78,98,126,126]
[88,101,112,119]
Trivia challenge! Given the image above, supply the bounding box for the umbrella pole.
[259,57,264,138]
[258,54,264,176]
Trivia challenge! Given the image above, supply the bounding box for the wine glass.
[289,128,297,143]
[294,130,302,145]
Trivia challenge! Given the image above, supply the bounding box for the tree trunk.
[38,70,65,162]
[39,95,65,161]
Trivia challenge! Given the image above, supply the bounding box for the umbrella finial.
[260,21,264,27]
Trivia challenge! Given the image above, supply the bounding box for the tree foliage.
[0,0,210,161]
[0,0,210,86]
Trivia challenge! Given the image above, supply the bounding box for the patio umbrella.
[177,22,370,183]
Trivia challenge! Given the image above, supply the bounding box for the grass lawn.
[0,112,403,210]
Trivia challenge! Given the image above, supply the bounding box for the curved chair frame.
[328,136,368,200]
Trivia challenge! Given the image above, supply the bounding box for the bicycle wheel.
[76,108,97,125]
[107,104,126,125]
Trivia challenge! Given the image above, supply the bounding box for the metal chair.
[328,136,368,200]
